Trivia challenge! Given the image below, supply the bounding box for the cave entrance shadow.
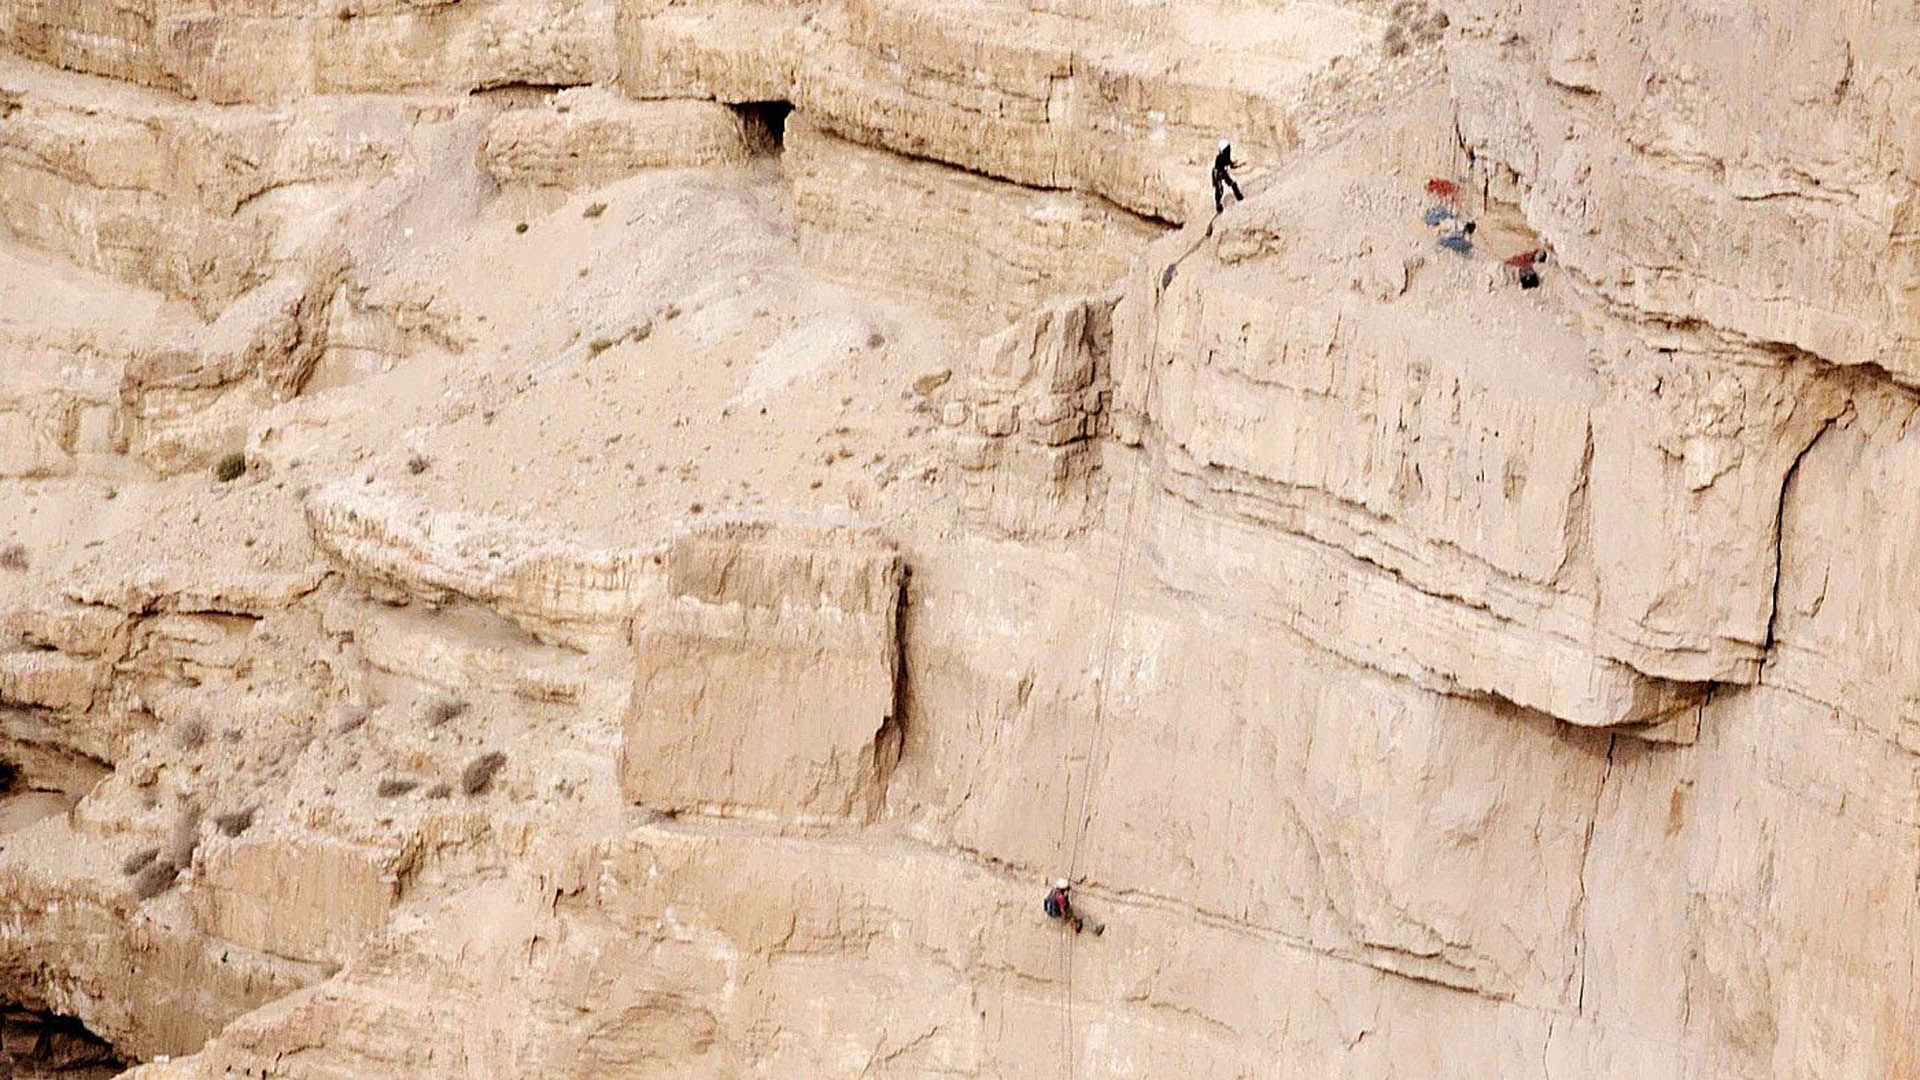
[732,101,793,155]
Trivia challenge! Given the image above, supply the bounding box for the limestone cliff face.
[0,0,1914,1078]
[1448,0,1920,378]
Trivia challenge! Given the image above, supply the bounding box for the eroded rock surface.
[0,0,1914,1077]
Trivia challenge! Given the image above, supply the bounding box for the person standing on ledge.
[1212,139,1244,214]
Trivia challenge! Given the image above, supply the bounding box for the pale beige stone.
[623,522,902,821]
[0,0,1916,1077]
[479,90,756,190]
[786,115,1162,328]
[305,482,666,648]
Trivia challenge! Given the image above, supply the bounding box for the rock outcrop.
[623,522,903,822]
[480,89,759,190]
[786,115,1160,325]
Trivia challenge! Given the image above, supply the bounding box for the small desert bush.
[407,454,432,475]
[1382,1,1445,56]
[176,719,209,751]
[461,751,507,795]
[422,695,469,727]
[120,847,160,876]
[0,544,27,572]
[425,783,451,800]
[214,452,247,482]
[213,807,255,837]
[377,777,420,798]
[132,859,180,900]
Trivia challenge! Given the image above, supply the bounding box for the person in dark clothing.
[1212,140,1244,213]
[1043,878,1104,935]
[1044,879,1082,932]
[1504,249,1545,288]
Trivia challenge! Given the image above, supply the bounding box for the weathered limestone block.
[1448,0,1920,381]
[0,355,121,477]
[793,0,1374,223]
[65,564,329,620]
[125,613,256,683]
[191,832,407,967]
[616,0,805,102]
[0,58,406,215]
[119,256,347,474]
[0,650,108,715]
[305,483,665,648]
[0,823,321,1063]
[0,0,616,104]
[0,0,180,99]
[1585,349,1851,683]
[622,522,902,821]
[1100,196,1713,729]
[1131,267,1597,589]
[1765,382,1920,741]
[0,155,275,312]
[956,296,1113,537]
[479,90,755,189]
[4,602,131,658]
[0,59,402,310]
[786,115,1162,328]
[321,594,589,703]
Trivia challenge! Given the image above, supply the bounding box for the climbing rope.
[1055,217,1214,1079]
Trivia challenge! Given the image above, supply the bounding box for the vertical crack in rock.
[871,563,911,802]
[1552,422,1597,587]
[1574,733,1617,1014]
[1541,1015,1556,1079]
[1762,418,1837,654]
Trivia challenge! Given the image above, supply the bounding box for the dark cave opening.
[0,1006,124,1078]
[733,100,793,154]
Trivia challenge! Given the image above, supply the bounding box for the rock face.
[1447,0,1920,379]
[480,90,758,190]
[786,115,1160,326]
[0,0,615,103]
[623,522,903,822]
[0,0,1915,1078]
[952,296,1113,537]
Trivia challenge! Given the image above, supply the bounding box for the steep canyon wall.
[0,0,1913,1077]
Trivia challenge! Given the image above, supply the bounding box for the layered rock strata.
[0,0,1913,1077]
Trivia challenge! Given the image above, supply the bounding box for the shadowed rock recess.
[0,0,1913,1076]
